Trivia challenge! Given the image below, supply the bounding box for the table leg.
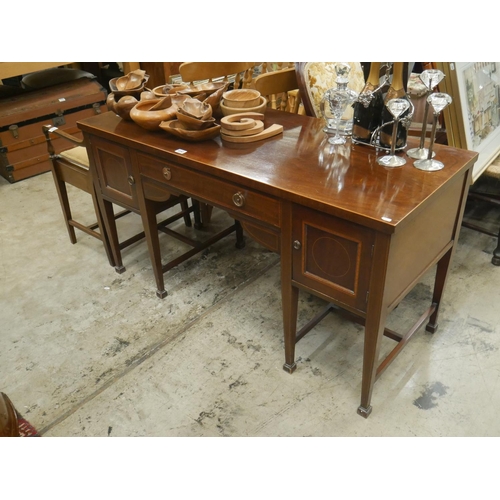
[426,247,453,333]
[101,198,125,274]
[140,197,167,299]
[282,284,299,373]
[357,306,387,418]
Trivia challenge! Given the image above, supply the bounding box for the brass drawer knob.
[293,240,301,250]
[232,191,245,207]
[162,167,172,180]
[127,175,135,185]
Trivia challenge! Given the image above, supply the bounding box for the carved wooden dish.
[176,109,216,130]
[220,96,267,116]
[129,95,190,131]
[159,120,221,142]
[222,89,261,108]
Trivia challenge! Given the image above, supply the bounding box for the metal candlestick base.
[414,158,444,171]
[407,147,436,160]
[377,154,407,167]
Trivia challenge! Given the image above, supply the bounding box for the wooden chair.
[462,159,500,266]
[42,125,199,288]
[295,62,366,118]
[253,67,302,114]
[178,62,256,89]
[42,125,118,266]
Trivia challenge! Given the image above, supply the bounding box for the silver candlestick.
[407,69,445,160]
[414,92,452,171]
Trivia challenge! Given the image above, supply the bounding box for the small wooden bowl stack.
[220,112,283,143]
[220,89,268,116]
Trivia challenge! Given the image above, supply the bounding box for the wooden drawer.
[137,152,281,228]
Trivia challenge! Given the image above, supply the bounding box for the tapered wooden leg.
[51,169,77,244]
[235,220,245,249]
[192,199,203,229]
[426,247,453,333]
[101,199,125,273]
[492,225,500,266]
[90,188,115,267]
[357,311,387,418]
[281,201,297,373]
[180,197,192,227]
[140,197,167,298]
[282,284,299,373]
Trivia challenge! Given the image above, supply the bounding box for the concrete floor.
[2,170,500,439]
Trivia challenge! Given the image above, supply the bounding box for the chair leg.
[492,225,500,266]
[51,169,77,244]
[101,198,126,273]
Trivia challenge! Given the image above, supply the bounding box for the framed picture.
[436,62,500,182]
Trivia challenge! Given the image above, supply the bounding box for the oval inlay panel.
[312,236,351,278]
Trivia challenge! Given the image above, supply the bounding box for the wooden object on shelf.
[0,78,107,182]
[253,66,302,114]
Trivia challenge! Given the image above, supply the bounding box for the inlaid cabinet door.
[292,205,376,313]
[87,135,139,210]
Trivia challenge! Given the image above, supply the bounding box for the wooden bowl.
[222,89,261,108]
[176,109,216,130]
[159,120,221,142]
[129,95,189,131]
[152,84,190,98]
[109,72,149,99]
[177,82,227,97]
[220,96,267,116]
[107,94,138,121]
[179,98,212,120]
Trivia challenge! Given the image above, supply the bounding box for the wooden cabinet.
[292,205,375,312]
[87,135,139,210]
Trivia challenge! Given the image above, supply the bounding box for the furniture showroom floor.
[2,170,500,438]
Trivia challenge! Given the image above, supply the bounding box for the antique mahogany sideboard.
[78,110,477,417]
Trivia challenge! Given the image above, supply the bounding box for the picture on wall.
[437,62,500,182]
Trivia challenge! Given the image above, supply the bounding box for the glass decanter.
[320,63,359,136]
[324,88,352,145]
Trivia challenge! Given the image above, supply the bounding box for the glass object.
[407,69,446,159]
[414,93,452,171]
[377,98,410,167]
[320,63,358,136]
[352,62,385,145]
[324,89,352,145]
[379,62,413,151]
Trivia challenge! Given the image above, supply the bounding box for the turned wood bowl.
[109,71,150,99]
[177,82,227,97]
[159,120,221,142]
[106,93,138,120]
[176,109,216,130]
[129,95,190,131]
[178,97,212,120]
[222,89,261,108]
[220,96,267,116]
[152,84,191,98]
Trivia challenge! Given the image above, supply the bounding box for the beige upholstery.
[295,62,365,119]
[59,146,89,168]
